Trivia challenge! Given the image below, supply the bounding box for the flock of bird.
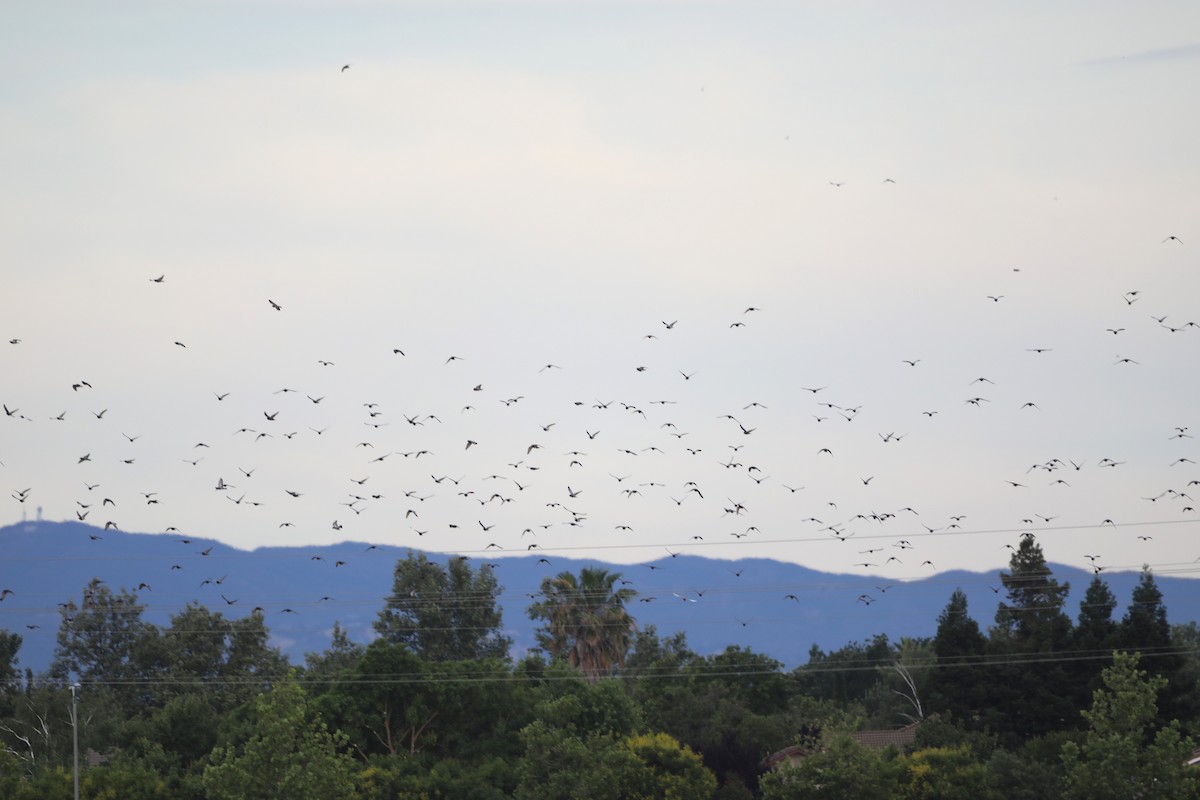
[2,208,1197,652]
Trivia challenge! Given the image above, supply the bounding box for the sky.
[2,0,1199,585]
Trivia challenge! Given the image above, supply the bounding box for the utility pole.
[70,682,80,800]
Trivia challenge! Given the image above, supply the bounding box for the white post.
[70,683,80,800]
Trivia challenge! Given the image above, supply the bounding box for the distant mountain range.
[2,520,1197,674]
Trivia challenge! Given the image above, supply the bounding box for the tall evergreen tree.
[989,536,1076,739]
[928,589,989,726]
[1119,566,1188,726]
[1120,566,1171,655]
[935,590,987,659]
[993,534,1071,643]
[1069,574,1121,712]
[1075,575,1118,649]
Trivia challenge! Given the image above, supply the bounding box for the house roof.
[760,743,809,771]
[848,721,920,751]
[760,721,921,771]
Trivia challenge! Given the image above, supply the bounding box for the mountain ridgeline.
[2,520,1196,674]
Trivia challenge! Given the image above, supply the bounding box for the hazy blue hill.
[2,520,1196,674]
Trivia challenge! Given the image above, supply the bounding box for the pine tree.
[1075,575,1118,649]
[936,589,987,659]
[1119,566,1188,726]
[989,536,1076,739]
[994,534,1071,644]
[1069,574,1121,713]
[928,589,989,725]
[1120,566,1171,654]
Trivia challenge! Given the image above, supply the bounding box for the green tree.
[1075,575,1118,648]
[513,721,634,800]
[82,755,171,800]
[993,535,1071,642]
[984,743,1065,800]
[759,734,901,800]
[201,673,356,800]
[1171,621,1200,732]
[316,640,444,757]
[1119,566,1172,657]
[147,604,288,712]
[375,552,511,661]
[0,630,20,717]
[513,725,716,800]
[509,664,644,799]
[0,750,26,799]
[1118,566,1190,726]
[641,676,797,794]
[0,756,72,800]
[625,629,792,791]
[902,745,998,800]
[695,647,792,715]
[988,536,1075,739]
[1067,575,1121,713]
[528,568,637,683]
[50,579,156,705]
[0,630,20,687]
[0,684,75,774]
[144,692,220,768]
[531,661,642,738]
[1060,651,1198,800]
[933,590,986,662]
[623,626,696,677]
[513,670,645,800]
[320,640,537,773]
[799,634,895,705]
[910,715,997,762]
[303,622,364,685]
[927,590,990,726]
[622,731,718,800]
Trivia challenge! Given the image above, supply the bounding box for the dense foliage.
[1,545,1197,798]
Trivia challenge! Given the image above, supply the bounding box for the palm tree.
[528,568,637,683]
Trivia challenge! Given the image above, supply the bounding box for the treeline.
[0,540,1197,799]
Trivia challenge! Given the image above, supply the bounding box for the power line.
[5,645,1196,691]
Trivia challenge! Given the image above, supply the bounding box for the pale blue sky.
[2,1,1199,581]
